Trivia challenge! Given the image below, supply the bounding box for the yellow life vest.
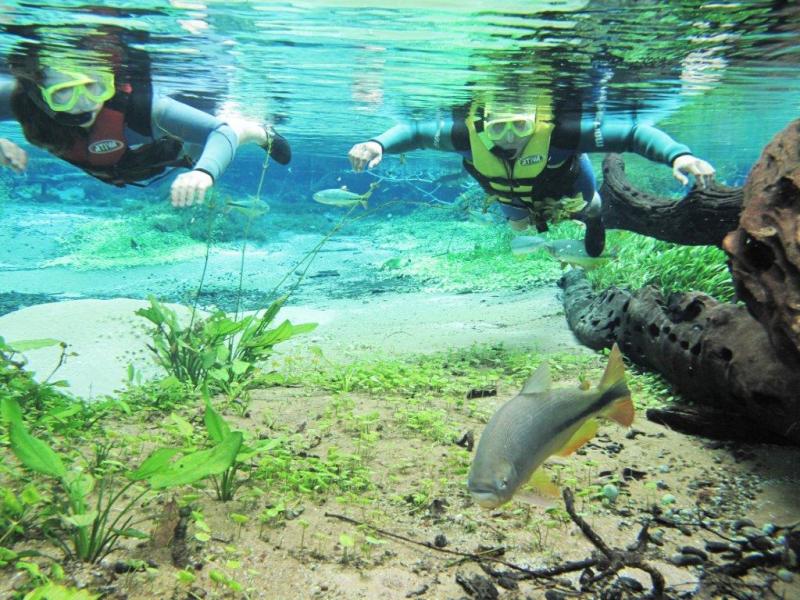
[464,101,556,202]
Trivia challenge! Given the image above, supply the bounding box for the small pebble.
[705,540,733,553]
[739,551,766,568]
[602,483,619,502]
[670,553,704,567]
[617,576,644,592]
[661,494,676,506]
[762,523,776,536]
[733,518,755,530]
[680,546,708,561]
[777,569,794,583]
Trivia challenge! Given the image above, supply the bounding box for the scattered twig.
[562,488,665,599]
[324,511,596,578]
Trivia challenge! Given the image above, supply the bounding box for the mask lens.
[511,119,534,136]
[40,71,115,112]
[485,117,535,141]
[486,121,511,141]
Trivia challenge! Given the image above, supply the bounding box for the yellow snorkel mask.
[38,68,115,113]
[468,96,554,153]
[484,111,537,141]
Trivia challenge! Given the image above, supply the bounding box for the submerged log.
[559,270,800,445]
[599,154,743,247]
[722,119,800,368]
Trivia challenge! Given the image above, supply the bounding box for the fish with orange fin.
[467,344,633,509]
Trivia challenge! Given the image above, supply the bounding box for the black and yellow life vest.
[463,101,579,212]
[60,83,192,187]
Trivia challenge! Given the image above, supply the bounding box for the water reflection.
[0,0,797,153]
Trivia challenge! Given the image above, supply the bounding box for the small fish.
[433,170,468,185]
[544,239,613,270]
[467,344,633,509]
[510,235,550,255]
[225,197,270,218]
[312,182,379,208]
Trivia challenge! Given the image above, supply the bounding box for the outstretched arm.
[151,95,239,207]
[348,118,459,171]
[572,118,715,188]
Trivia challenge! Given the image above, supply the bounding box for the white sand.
[0,288,588,399]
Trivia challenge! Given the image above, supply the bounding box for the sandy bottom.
[0,287,586,399]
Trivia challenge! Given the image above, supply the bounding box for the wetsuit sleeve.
[566,117,692,165]
[150,95,238,181]
[0,77,17,121]
[370,119,460,154]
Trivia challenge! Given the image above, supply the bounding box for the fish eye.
[499,479,508,490]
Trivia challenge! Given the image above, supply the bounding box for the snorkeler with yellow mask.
[348,95,715,257]
[0,43,291,207]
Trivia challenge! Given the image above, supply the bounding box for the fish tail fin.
[360,199,369,209]
[598,343,625,391]
[601,386,634,427]
[597,344,633,426]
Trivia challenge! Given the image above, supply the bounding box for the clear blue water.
[2,2,798,159]
[0,0,798,303]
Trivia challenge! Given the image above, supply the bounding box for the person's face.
[40,67,115,126]
[484,114,536,152]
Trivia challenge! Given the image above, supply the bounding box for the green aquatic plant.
[2,395,249,562]
[136,295,317,401]
[22,582,99,600]
[2,398,152,563]
[201,397,275,502]
[0,337,69,415]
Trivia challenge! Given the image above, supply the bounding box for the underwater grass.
[369,205,562,292]
[47,214,207,269]
[588,230,735,301]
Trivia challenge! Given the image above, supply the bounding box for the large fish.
[312,182,379,208]
[467,344,633,509]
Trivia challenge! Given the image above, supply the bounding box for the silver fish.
[312,182,379,208]
[467,344,633,509]
[510,235,550,255]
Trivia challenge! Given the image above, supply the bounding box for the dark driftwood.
[599,154,743,246]
[645,406,795,446]
[559,270,800,445]
[723,119,800,368]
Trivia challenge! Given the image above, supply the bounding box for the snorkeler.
[0,42,291,208]
[348,95,715,256]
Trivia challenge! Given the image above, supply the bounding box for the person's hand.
[348,141,383,172]
[0,138,28,173]
[171,170,214,207]
[672,154,715,189]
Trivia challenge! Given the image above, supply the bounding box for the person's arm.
[150,94,241,207]
[349,118,463,171]
[573,118,691,165]
[370,118,459,154]
[558,114,715,187]
[150,95,238,182]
